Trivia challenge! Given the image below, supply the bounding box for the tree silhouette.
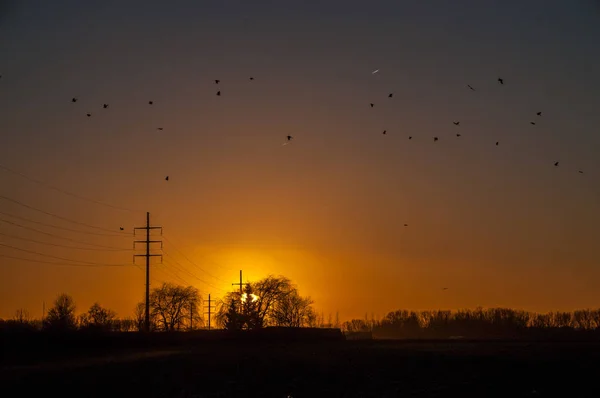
[270,290,315,327]
[79,302,116,332]
[150,283,201,331]
[43,293,77,332]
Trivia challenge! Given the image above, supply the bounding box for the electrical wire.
[0,232,132,251]
[162,235,227,282]
[0,254,134,268]
[0,210,130,237]
[0,195,132,236]
[0,243,130,267]
[0,163,143,214]
[0,218,130,249]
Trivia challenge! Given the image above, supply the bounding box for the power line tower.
[204,294,216,330]
[134,212,162,333]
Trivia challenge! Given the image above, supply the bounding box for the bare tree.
[79,302,116,331]
[44,293,77,331]
[150,283,201,331]
[13,308,30,323]
[270,290,315,327]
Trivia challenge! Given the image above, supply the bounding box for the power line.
[0,243,130,267]
[162,235,227,283]
[0,163,143,214]
[0,218,131,249]
[162,251,225,292]
[0,195,132,236]
[0,254,134,268]
[161,233,232,271]
[0,211,130,237]
[0,232,132,251]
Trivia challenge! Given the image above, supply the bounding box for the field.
[2,340,600,397]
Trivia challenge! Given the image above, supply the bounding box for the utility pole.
[134,212,163,333]
[204,294,216,330]
[232,270,250,295]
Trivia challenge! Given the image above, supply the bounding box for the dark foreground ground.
[2,340,600,397]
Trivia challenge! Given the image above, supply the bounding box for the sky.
[1,0,599,322]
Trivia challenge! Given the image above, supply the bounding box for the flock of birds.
[1,70,588,196]
[371,71,585,174]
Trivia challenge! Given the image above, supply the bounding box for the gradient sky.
[1,0,600,321]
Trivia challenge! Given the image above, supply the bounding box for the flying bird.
[148,101,153,105]
[404,224,408,227]
[370,103,374,108]
[165,176,169,181]
[536,112,542,116]
[382,130,387,135]
[215,79,220,84]
[554,161,559,166]
[456,133,461,137]
[496,141,499,146]
[216,91,221,96]
[442,287,448,290]
[86,113,91,117]
[467,85,475,91]
[287,135,293,141]
[453,121,460,126]
[434,137,439,142]
[103,104,108,109]
[157,127,163,131]
[119,227,124,231]
[249,77,254,80]
[388,93,393,98]
[71,97,77,103]
[530,122,536,125]
[408,136,412,140]
[498,77,504,85]
[579,170,584,174]
[372,69,379,74]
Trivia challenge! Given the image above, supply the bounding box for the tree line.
[342,308,600,339]
[0,275,326,333]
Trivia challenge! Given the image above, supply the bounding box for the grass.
[2,340,600,397]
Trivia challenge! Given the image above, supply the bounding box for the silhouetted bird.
[496,141,499,146]
[86,113,91,117]
[388,93,393,98]
[408,136,412,140]
[103,104,108,109]
[370,103,374,108]
[453,121,460,126]
[119,227,124,231]
[467,85,475,91]
[554,161,559,166]
[287,135,293,141]
[382,130,386,135]
[434,137,438,142]
[165,176,169,181]
[157,127,163,131]
[442,287,448,290]
[404,224,408,227]
[530,122,536,125]
[216,91,221,96]
[249,77,254,80]
[72,97,77,103]
[537,112,542,116]
[456,133,461,137]
[215,80,220,84]
[498,77,504,85]
[579,170,584,174]
[148,101,153,105]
